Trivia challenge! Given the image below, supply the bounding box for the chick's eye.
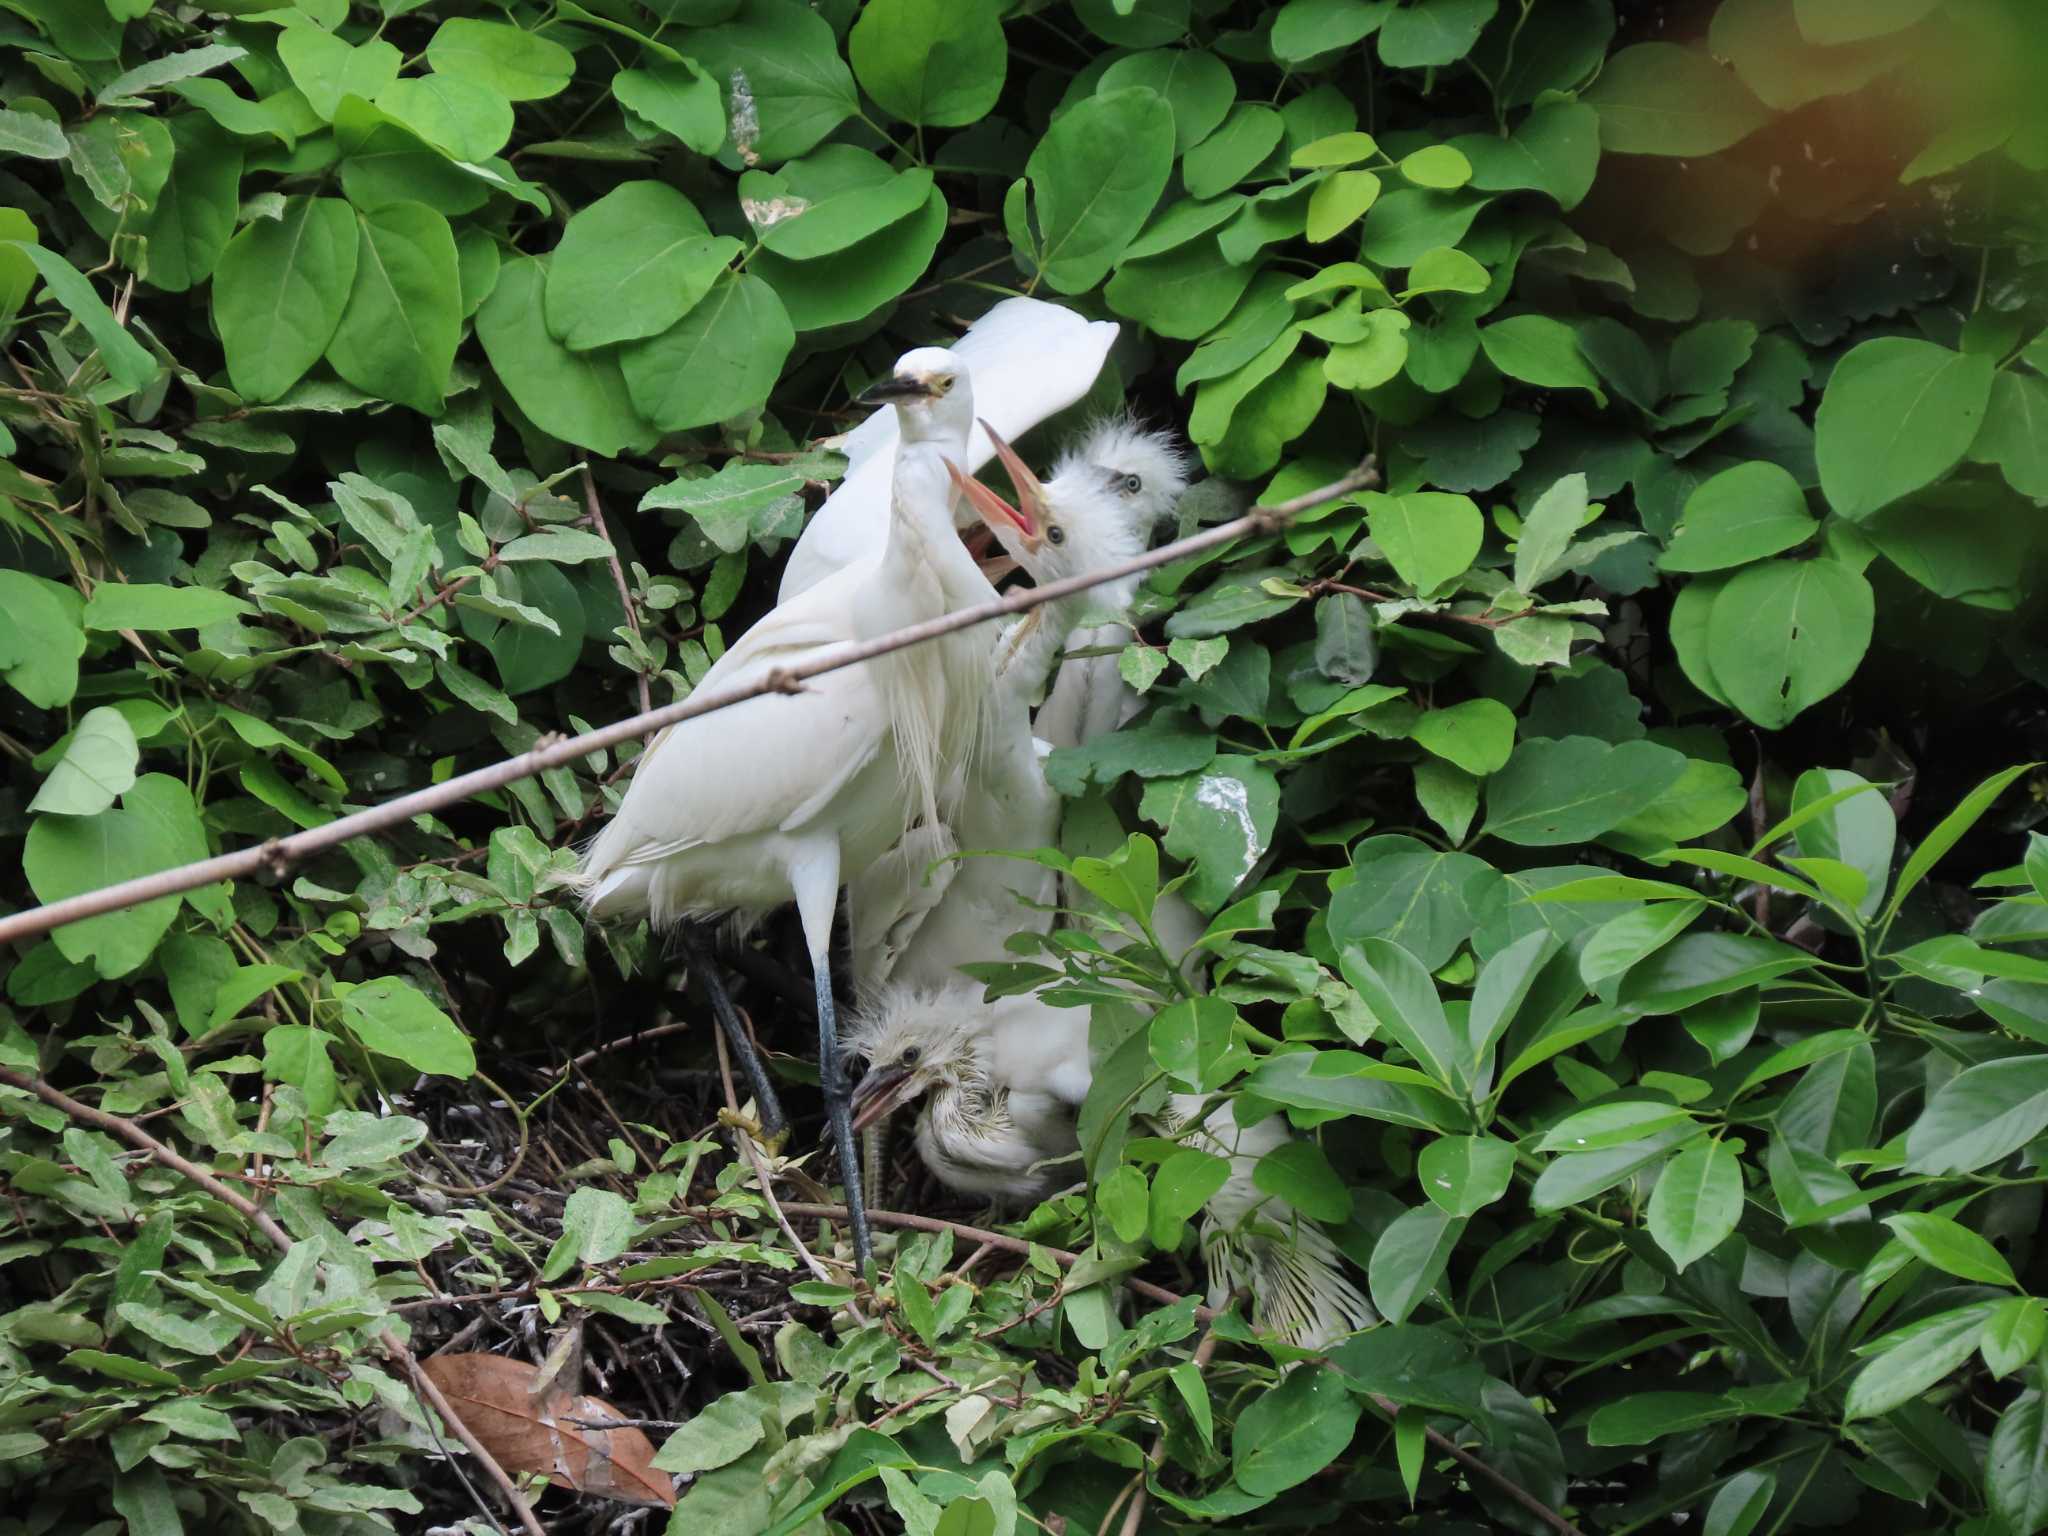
[1047,525,1066,545]
[900,1046,921,1065]
[1122,474,1143,495]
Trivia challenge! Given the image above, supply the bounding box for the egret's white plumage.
[574,347,998,1262]
[778,298,1120,602]
[846,984,1374,1348]
[849,418,1194,992]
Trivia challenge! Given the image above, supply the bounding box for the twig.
[549,1019,695,1078]
[580,465,652,717]
[780,1203,1587,1536]
[0,1066,548,1536]
[0,459,1379,950]
[713,1028,867,1322]
[1111,1316,1224,1536]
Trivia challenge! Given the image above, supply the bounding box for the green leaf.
[1027,88,1176,293]
[1536,1100,1694,1153]
[277,28,400,120]
[1149,1148,1231,1249]
[1704,1469,1777,1536]
[1966,368,2048,501]
[1904,1055,2048,1175]
[1453,100,1601,207]
[1096,1164,1150,1244]
[642,463,805,554]
[375,74,513,162]
[1231,1350,1364,1492]
[1586,1391,1751,1446]
[542,1187,636,1281]
[1789,769,1892,921]
[83,583,249,631]
[1657,461,1817,573]
[0,108,67,158]
[1272,0,1392,62]
[1339,938,1465,1093]
[112,1465,185,1536]
[1618,932,1812,1013]
[1883,1211,2017,1287]
[751,187,946,331]
[1884,762,2034,921]
[1148,995,1236,1092]
[849,0,1006,128]
[1484,736,1688,846]
[1253,1140,1353,1222]
[326,201,461,415]
[1402,245,1491,297]
[1368,1204,1464,1323]
[1584,42,1768,156]
[477,256,659,456]
[24,776,204,979]
[1378,0,1495,67]
[6,241,157,397]
[1099,48,1235,156]
[1815,338,1995,520]
[742,145,933,259]
[545,181,735,351]
[614,58,727,155]
[1479,314,1605,401]
[1704,557,1872,730]
[1306,169,1381,242]
[424,17,575,101]
[1400,145,1471,189]
[1982,1297,2046,1378]
[29,707,137,817]
[1184,104,1284,198]
[1579,901,1707,993]
[1989,1391,2048,1536]
[1138,757,1280,912]
[210,196,357,403]
[620,272,794,432]
[689,0,861,164]
[136,115,242,294]
[1292,129,1381,169]
[1361,490,1483,594]
[653,1385,789,1476]
[1417,1135,1515,1216]
[1512,472,1590,592]
[1646,1138,1742,1271]
[339,976,475,1078]
[1793,0,1941,43]
[1844,1302,2000,1420]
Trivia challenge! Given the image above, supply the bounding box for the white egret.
[850,417,1189,991]
[779,298,1120,603]
[574,347,994,1265]
[846,984,1376,1348]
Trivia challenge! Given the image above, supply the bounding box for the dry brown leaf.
[420,1352,677,1509]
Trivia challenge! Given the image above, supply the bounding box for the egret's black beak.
[857,374,938,405]
[849,1064,916,1134]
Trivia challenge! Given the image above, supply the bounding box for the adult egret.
[574,347,993,1266]
[846,985,1375,1347]
[779,299,1120,602]
[850,416,1191,992]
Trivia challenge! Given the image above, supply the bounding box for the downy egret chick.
[850,419,1187,991]
[846,985,1375,1347]
[575,348,988,1266]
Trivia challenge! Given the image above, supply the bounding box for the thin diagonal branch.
[0,459,1379,949]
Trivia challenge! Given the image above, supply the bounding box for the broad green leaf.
[424,18,575,101]
[1646,1138,1742,1271]
[1149,1148,1231,1250]
[23,775,204,979]
[546,181,735,351]
[1794,0,1941,43]
[339,976,476,1078]
[1483,736,1689,846]
[1816,338,1994,520]
[1400,145,1471,188]
[1512,472,1590,592]
[1183,104,1284,199]
[1292,129,1381,169]
[1231,1360,1363,1493]
[1982,1296,2047,1378]
[1328,836,1493,971]
[741,145,933,259]
[1411,697,1514,776]
[326,201,461,415]
[1368,1204,1464,1323]
[1705,557,1872,730]
[1844,1302,2000,1420]
[477,256,659,456]
[1579,900,1707,993]
[1584,42,1768,156]
[1361,490,1482,594]
[1479,314,1604,401]
[1536,1100,1694,1154]
[614,58,727,155]
[277,28,400,119]
[751,188,946,330]
[641,463,805,554]
[1027,88,1175,293]
[1904,1056,2048,1175]
[1452,100,1601,207]
[542,1187,636,1280]
[7,241,158,397]
[29,707,137,817]
[136,115,242,294]
[621,271,794,432]
[1138,757,1279,912]
[1253,1140,1353,1222]
[1340,938,1464,1093]
[1704,1469,1777,1536]
[1307,170,1381,242]
[1989,1391,2048,1536]
[1098,48,1235,156]
[1585,1391,1746,1446]
[1966,369,2048,501]
[0,107,66,158]
[1402,244,1490,296]
[1884,762,2034,922]
[1272,0,1391,62]
[1097,1164,1149,1244]
[112,1465,186,1536]
[1148,996,1236,1092]
[1378,0,1495,67]
[82,583,249,631]
[210,196,357,403]
[1417,1135,1515,1216]
[1619,932,1812,1014]
[849,0,1006,128]
[1883,1211,2017,1287]
[689,0,859,163]
[1790,769,1892,921]
[1657,461,1816,573]
[375,74,513,162]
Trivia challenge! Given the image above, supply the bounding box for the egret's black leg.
[676,932,787,1144]
[815,947,873,1270]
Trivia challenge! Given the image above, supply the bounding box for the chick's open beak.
[857,373,937,405]
[944,459,1038,550]
[849,1064,917,1135]
[980,418,1051,540]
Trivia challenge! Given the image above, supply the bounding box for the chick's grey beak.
[857,374,936,405]
[849,1064,915,1135]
